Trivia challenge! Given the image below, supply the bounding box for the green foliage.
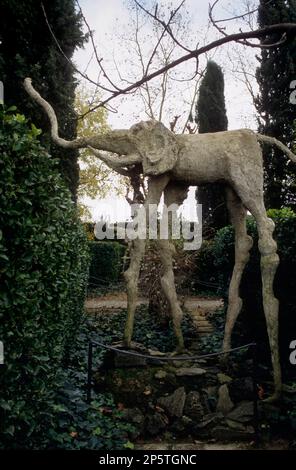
[256,0,296,209]
[92,306,196,353]
[198,308,225,354]
[0,108,90,447]
[192,240,220,296]
[75,87,126,218]
[195,61,228,133]
[33,319,134,450]
[88,241,126,288]
[195,61,228,230]
[0,0,87,198]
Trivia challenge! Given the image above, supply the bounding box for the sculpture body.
[24,78,296,400]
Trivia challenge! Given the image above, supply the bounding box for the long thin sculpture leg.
[223,187,253,352]
[124,175,170,347]
[250,203,281,400]
[157,182,189,353]
[235,183,281,401]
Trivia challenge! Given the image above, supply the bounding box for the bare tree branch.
[209,0,287,49]
[135,0,193,54]
[75,0,123,92]
[81,21,296,118]
[215,8,258,23]
[38,0,296,121]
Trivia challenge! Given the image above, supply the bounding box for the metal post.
[87,341,93,404]
[252,343,260,445]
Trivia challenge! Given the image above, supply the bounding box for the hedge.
[0,108,90,447]
[88,241,126,288]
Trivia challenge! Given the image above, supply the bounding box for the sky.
[73,0,260,222]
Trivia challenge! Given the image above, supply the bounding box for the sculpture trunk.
[86,130,135,155]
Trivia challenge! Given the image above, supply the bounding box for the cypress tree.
[195,60,228,231]
[256,0,296,210]
[0,0,87,200]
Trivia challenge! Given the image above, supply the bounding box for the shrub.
[192,239,220,295]
[0,108,90,447]
[88,241,126,288]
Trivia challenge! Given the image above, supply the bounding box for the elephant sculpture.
[24,78,296,401]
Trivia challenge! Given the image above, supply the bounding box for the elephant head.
[130,120,179,176]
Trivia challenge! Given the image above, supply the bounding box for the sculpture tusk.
[87,146,134,177]
[88,145,141,167]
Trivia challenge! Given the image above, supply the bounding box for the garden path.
[85,294,223,335]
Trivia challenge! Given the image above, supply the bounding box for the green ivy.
[92,306,196,353]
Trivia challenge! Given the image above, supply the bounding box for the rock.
[171,360,194,368]
[170,415,194,435]
[158,387,186,418]
[122,407,145,425]
[225,419,248,431]
[146,412,169,435]
[195,412,224,429]
[175,367,207,377]
[147,348,166,357]
[227,401,253,423]
[217,373,233,384]
[154,370,167,380]
[101,366,160,406]
[216,384,234,415]
[212,425,255,441]
[192,412,223,438]
[184,391,204,420]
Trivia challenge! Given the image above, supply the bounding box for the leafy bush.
[0,108,90,447]
[33,319,134,450]
[192,240,220,295]
[88,241,126,288]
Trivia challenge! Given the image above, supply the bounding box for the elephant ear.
[130,120,179,176]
